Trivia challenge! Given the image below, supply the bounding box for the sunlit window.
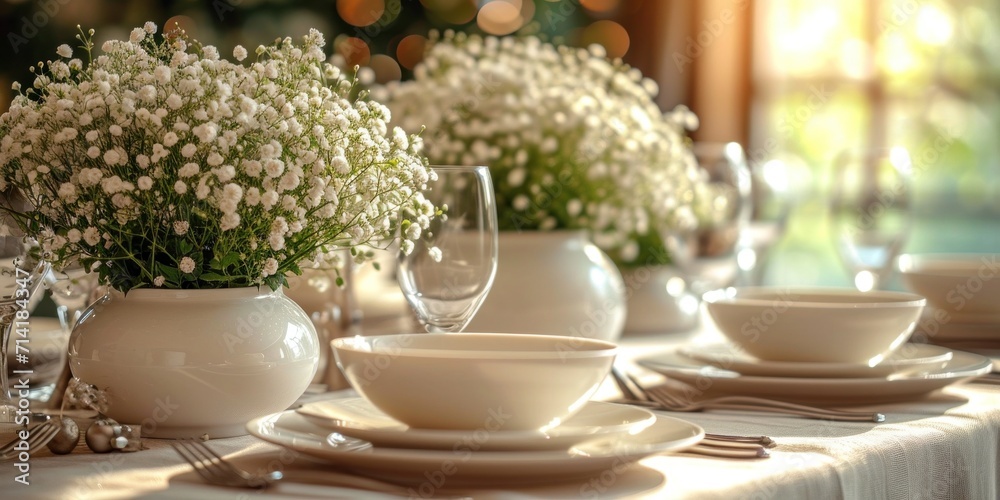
[752,0,1000,286]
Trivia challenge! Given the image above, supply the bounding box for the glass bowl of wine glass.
[396,165,498,333]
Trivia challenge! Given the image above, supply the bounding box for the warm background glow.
[0,0,997,288]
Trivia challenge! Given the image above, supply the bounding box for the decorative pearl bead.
[85,419,117,453]
[111,436,129,449]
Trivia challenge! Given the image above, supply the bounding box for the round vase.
[68,287,319,439]
[466,230,627,342]
[620,265,701,334]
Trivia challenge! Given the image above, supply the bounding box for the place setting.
[246,332,707,487]
[242,165,709,489]
[634,286,994,407]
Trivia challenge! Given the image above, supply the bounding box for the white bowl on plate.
[702,287,926,364]
[898,253,1000,320]
[331,333,617,431]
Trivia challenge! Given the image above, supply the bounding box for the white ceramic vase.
[465,230,627,342]
[620,265,701,334]
[68,287,319,438]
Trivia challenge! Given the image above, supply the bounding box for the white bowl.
[331,333,617,431]
[702,287,926,364]
[898,253,1000,319]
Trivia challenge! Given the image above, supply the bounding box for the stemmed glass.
[39,261,102,404]
[0,237,49,422]
[397,165,498,333]
[665,142,753,295]
[44,261,102,335]
[829,147,913,291]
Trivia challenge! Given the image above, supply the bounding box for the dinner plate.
[296,398,657,451]
[677,343,954,378]
[922,307,1000,326]
[248,410,702,487]
[637,350,992,405]
[917,320,1000,343]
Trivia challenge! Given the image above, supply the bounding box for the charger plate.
[296,398,656,451]
[247,409,703,487]
[638,350,991,405]
[677,343,953,378]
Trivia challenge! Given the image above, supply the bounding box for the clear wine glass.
[44,261,101,335]
[829,147,913,291]
[397,165,498,333]
[665,142,753,295]
[0,237,49,422]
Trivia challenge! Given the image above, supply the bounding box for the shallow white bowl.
[702,287,926,364]
[898,253,1000,319]
[331,333,617,431]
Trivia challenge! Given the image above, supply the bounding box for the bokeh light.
[336,36,371,66]
[477,0,527,36]
[163,15,198,37]
[337,0,386,27]
[369,54,403,83]
[915,3,954,46]
[579,20,630,58]
[396,34,428,70]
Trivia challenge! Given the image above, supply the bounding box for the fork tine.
[609,366,642,401]
[0,424,34,456]
[646,385,691,407]
[172,438,271,489]
[0,421,58,460]
[170,441,207,478]
[29,422,59,450]
[624,372,656,402]
[171,440,236,486]
[185,438,257,481]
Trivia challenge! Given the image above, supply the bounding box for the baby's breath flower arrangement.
[0,23,434,291]
[375,31,714,266]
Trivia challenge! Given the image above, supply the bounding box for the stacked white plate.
[899,253,1000,348]
[246,397,704,486]
[915,309,1000,348]
[637,342,992,405]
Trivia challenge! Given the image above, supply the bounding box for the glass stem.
[56,305,72,334]
[0,311,15,421]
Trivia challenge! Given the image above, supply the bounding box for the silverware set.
[636,381,886,422]
[611,366,884,422]
[609,365,889,459]
[610,367,774,459]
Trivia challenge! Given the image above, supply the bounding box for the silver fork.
[0,419,59,460]
[610,367,773,458]
[170,438,410,494]
[637,378,886,423]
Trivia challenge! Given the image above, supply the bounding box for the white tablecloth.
[3,326,999,499]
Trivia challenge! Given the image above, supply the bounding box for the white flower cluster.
[0,24,433,291]
[375,32,715,265]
